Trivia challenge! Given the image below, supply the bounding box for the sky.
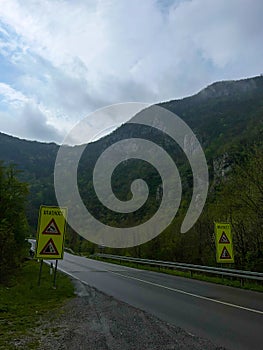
[0,0,262,144]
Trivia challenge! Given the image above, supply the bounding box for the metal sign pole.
[53,260,58,289]
[37,259,43,286]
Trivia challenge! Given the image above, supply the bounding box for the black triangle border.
[40,238,59,255]
[219,246,232,259]
[42,218,61,235]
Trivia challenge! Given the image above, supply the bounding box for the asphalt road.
[54,253,263,350]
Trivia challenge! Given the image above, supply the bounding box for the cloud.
[0,0,262,143]
[20,103,63,142]
[0,82,62,142]
[0,82,28,105]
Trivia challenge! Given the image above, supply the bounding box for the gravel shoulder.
[30,278,226,350]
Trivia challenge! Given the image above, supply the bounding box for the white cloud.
[0,82,28,104]
[0,82,62,141]
[0,0,262,143]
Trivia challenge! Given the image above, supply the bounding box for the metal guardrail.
[93,253,263,283]
[64,247,75,254]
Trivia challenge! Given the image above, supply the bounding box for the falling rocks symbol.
[219,232,230,244]
[42,218,61,235]
[220,246,232,259]
[40,238,59,255]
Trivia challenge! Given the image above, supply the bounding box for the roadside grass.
[91,257,263,292]
[0,260,74,350]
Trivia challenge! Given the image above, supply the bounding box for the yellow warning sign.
[35,206,67,259]
[215,222,234,263]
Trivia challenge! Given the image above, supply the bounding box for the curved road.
[54,253,263,350]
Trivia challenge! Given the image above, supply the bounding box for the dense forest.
[0,75,262,272]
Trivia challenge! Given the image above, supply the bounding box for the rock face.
[213,153,231,179]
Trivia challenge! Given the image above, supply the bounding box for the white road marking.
[57,257,263,316]
[109,271,263,316]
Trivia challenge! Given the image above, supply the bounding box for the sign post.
[35,205,67,286]
[214,222,234,263]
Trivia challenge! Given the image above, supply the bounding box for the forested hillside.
[0,75,262,270]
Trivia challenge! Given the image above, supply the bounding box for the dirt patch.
[33,279,226,350]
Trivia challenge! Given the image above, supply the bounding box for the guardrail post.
[53,260,58,289]
[50,262,53,275]
[37,259,43,286]
[221,264,224,282]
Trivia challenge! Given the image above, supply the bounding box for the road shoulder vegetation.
[0,259,74,350]
[0,260,225,350]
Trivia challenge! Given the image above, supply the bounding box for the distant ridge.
[196,75,263,100]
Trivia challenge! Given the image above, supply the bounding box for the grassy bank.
[0,260,74,349]
[92,257,263,292]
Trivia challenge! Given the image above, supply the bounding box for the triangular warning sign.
[42,219,61,235]
[219,232,230,244]
[40,238,59,255]
[220,246,232,259]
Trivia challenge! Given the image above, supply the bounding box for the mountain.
[0,75,262,268]
[0,132,58,178]
[160,75,263,155]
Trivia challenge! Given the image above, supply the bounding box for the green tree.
[0,163,29,282]
[213,145,263,270]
